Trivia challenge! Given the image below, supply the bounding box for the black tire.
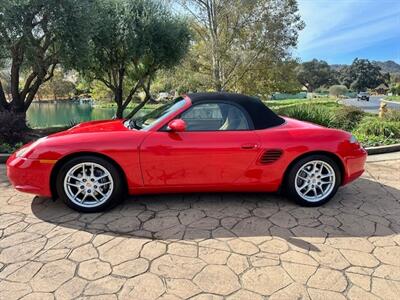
[56,156,125,212]
[284,154,341,207]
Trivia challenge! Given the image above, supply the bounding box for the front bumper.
[342,147,368,185]
[6,153,55,197]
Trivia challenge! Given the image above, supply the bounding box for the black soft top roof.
[186,92,285,129]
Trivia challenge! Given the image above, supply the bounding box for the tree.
[390,84,400,96]
[37,69,76,100]
[237,59,302,96]
[339,58,387,92]
[176,0,304,91]
[296,59,338,92]
[83,0,190,119]
[0,0,92,118]
[329,85,348,98]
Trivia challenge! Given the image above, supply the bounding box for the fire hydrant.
[379,101,388,118]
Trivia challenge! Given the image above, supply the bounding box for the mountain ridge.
[330,60,400,73]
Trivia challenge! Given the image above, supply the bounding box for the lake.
[27,102,135,128]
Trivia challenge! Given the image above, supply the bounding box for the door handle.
[241,143,258,150]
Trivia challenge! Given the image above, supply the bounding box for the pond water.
[27,102,150,128]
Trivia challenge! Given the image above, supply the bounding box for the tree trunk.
[212,52,223,91]
[114,84,124,119]
[125,96,152,119]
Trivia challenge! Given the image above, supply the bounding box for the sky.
[295,0,400,64]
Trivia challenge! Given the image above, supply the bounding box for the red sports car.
[7,93,367,212]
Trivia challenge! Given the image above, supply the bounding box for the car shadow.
[31,177,400,252]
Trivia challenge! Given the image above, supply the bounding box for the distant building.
[374,83,389,95]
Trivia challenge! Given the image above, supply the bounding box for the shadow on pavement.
[30,177,400,252]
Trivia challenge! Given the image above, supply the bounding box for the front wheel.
[56,156,125,212]
[284,155,341,206]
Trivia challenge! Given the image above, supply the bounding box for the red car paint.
[7,96,367,198]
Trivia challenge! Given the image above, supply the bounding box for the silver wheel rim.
[295,160,336,203]
[63,162,114,208]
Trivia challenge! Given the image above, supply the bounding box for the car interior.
[181,103,249,131]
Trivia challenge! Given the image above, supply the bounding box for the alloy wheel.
[294,160,336,203]
[63,162,114,208]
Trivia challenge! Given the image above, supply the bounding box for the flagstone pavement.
[0,154,400,300]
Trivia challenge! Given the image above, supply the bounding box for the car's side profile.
[7,93,367,212]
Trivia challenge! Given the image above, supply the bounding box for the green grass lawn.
[385,95,400,102]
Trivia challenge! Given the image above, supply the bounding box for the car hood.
[50,119,131,137]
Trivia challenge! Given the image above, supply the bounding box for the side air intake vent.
[260,149,283,164]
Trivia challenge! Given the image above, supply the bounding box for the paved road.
[1,158,400,299]
[341,96,400,114]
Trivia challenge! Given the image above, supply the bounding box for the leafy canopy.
[340,58,387,92]
[0,0,93,113]
[176,0,304,91]
[296,59,337,92]
[83,0,190,117]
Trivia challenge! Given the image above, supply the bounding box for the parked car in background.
[357,92,370,101]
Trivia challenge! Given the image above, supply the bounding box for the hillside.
[331,60,400,73]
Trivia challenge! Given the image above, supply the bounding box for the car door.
[139,102,261,187]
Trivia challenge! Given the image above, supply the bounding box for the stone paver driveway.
[0,156,400,300]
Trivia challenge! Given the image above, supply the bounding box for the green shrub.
[354,133,400,147]
[0,142,23,153]
[384,109,400,122]
[0,112,28,145]
[330,106,364,131]
[275,104,335,127]
[329,85,348,98]
[354,117,400,138]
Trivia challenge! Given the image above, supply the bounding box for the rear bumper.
[342,147,367,185]
[6,154,54,197]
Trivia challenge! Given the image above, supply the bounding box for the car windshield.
[126,97,186,130]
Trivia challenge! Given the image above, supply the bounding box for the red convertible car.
[7,93,367,212]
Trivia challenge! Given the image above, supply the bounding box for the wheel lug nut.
[87,189,91,193]
[94,185,97,189]
[80,186,84,189]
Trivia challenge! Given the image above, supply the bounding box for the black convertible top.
[186,92,285,129]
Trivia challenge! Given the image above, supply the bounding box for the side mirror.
[167,119,186,132]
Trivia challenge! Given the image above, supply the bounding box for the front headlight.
[16,146,31,158]
[15,137,46,158]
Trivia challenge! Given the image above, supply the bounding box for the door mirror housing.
[167,119,186,132]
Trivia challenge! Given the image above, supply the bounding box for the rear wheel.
[56,156,125,212]
[285,155,341,206]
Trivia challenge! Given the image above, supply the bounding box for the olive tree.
[83,0,190,119]
[0,0,92,118]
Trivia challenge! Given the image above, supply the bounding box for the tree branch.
[20,72,38,101]
[95,77,115,91]
[122,78,144,110]
[24,77,43,110]
[0,79,9,111]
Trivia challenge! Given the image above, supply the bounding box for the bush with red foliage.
[0,111,28,145]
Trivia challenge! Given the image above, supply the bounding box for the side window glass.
[181,103,249,131]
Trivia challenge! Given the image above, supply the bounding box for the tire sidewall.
[285,154,341,206]
[56,156,124,212]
